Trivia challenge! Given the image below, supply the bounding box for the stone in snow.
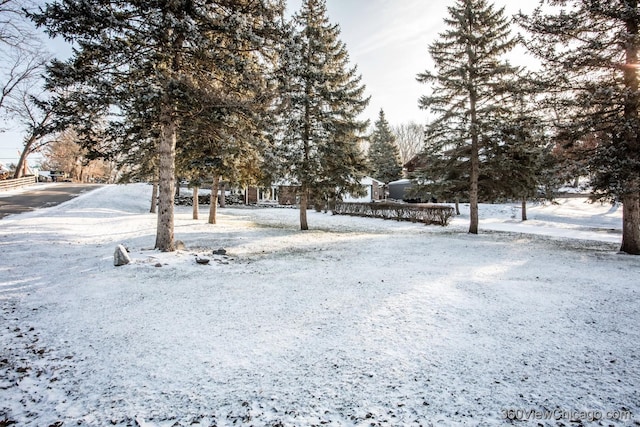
[114,244,132,266]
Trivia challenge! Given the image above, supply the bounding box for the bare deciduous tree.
[41,129,114,182]
[392,121,424,165]
[10,87,54,177]
[0,0,49,117]
[1,0,51,177]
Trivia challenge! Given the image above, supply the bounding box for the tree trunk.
[219,182,226,208]
[13,134,37,179]
[521,198,528,221]
[619,13,640,255]
[620,192,640,255]
[208,175,220,224]
[300,187,309,230]
[455,198,460,215]
[466,32,481,234]
[468,114,479,234]
[150,172,158,214]
[192,186,199,220]
[155,103,177,252]
[469,173,479,234]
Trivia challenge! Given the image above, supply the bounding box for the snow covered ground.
[1,183,638,426]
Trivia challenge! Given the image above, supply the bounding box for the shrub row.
[333,202,455,226]
[174,194,245,206]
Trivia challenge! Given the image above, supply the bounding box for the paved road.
[0,183,103,219]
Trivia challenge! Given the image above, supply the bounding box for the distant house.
[394,154,436,202]
[273,176,384,205]
[341,176,384,203]
[36,171,53,182]
[388,178,414,201]
[245,185,281,205]
[278,185,298,205]
[403,153,429,176]
[245,186,259,204]
[388,177,434,203]
[268,179,297,205]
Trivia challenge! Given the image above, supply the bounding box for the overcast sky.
[286,0,450,128]
[1,0,538,168]
[285,0,541,128]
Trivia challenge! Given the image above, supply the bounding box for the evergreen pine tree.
[520,0,640,254]
[368,109,402,184]
[487,89,554,219]
[31,0,283,251]
[178,108,273,225]
[276,0,369,230]
[417,0,520,234]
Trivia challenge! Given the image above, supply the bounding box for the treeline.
[413,0,640,254]
[2,0,638,254]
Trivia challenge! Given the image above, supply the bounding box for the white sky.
[0,0,538,168]
[286,0,451,127]
[285,0,540,127]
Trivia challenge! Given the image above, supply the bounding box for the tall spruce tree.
[417,0,520,234]
[409,144,469,209]
[276,0,369,230]
[487,90,554,219]
[520,1,640,254]
[31,0,283,251]
[368,109,402,183]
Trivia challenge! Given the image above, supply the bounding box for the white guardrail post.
[0,176,37,191]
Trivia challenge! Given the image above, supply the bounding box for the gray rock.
[114,244,132,266]
[213,248,227,255]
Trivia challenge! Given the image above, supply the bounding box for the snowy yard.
[1,184,639,426]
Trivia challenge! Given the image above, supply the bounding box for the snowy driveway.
[0,183,103,218]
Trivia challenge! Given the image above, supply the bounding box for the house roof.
[388,178,412,185]
[403,154,428,172]
[361,176,384,185]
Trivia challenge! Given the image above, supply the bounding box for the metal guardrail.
[0,176,36,191]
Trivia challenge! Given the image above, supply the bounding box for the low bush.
[333,202,455,226]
